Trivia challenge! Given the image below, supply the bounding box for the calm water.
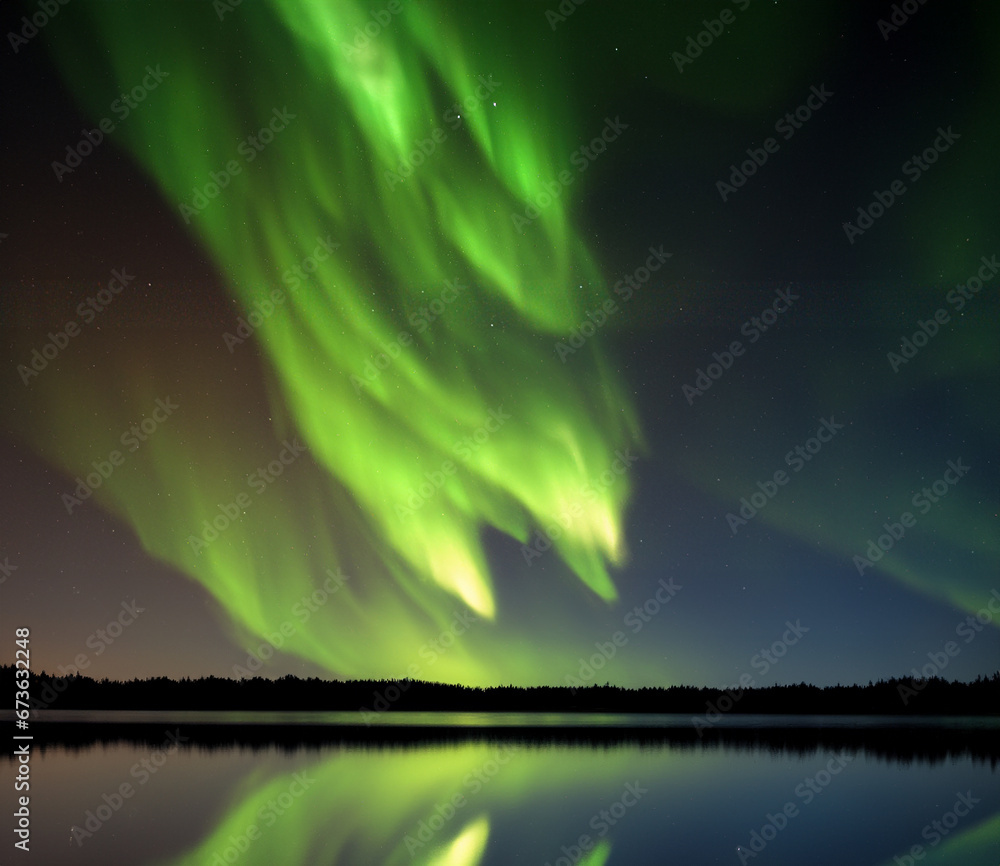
[3,713,998,865]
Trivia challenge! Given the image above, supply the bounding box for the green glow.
[579,841,612,866]
[149,748,496,866]
[149,742,637,866]
[423,817,489,866]
[21,0,641,680]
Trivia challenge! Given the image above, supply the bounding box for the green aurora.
[10,0,649,683]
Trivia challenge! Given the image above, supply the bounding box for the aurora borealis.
[1,0,998,690]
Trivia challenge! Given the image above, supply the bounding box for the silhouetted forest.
[11,716,1000,767]
[8,665,998,715]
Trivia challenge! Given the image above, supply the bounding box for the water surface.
[3,713,997,865]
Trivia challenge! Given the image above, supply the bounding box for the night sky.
[1,0,997,690]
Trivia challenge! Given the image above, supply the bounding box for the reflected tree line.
[19,719,998,768]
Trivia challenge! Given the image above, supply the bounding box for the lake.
[3,712,998,865]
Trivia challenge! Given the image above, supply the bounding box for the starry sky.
[1,0,997,689]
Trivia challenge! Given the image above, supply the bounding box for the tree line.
[7,665,998,714]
